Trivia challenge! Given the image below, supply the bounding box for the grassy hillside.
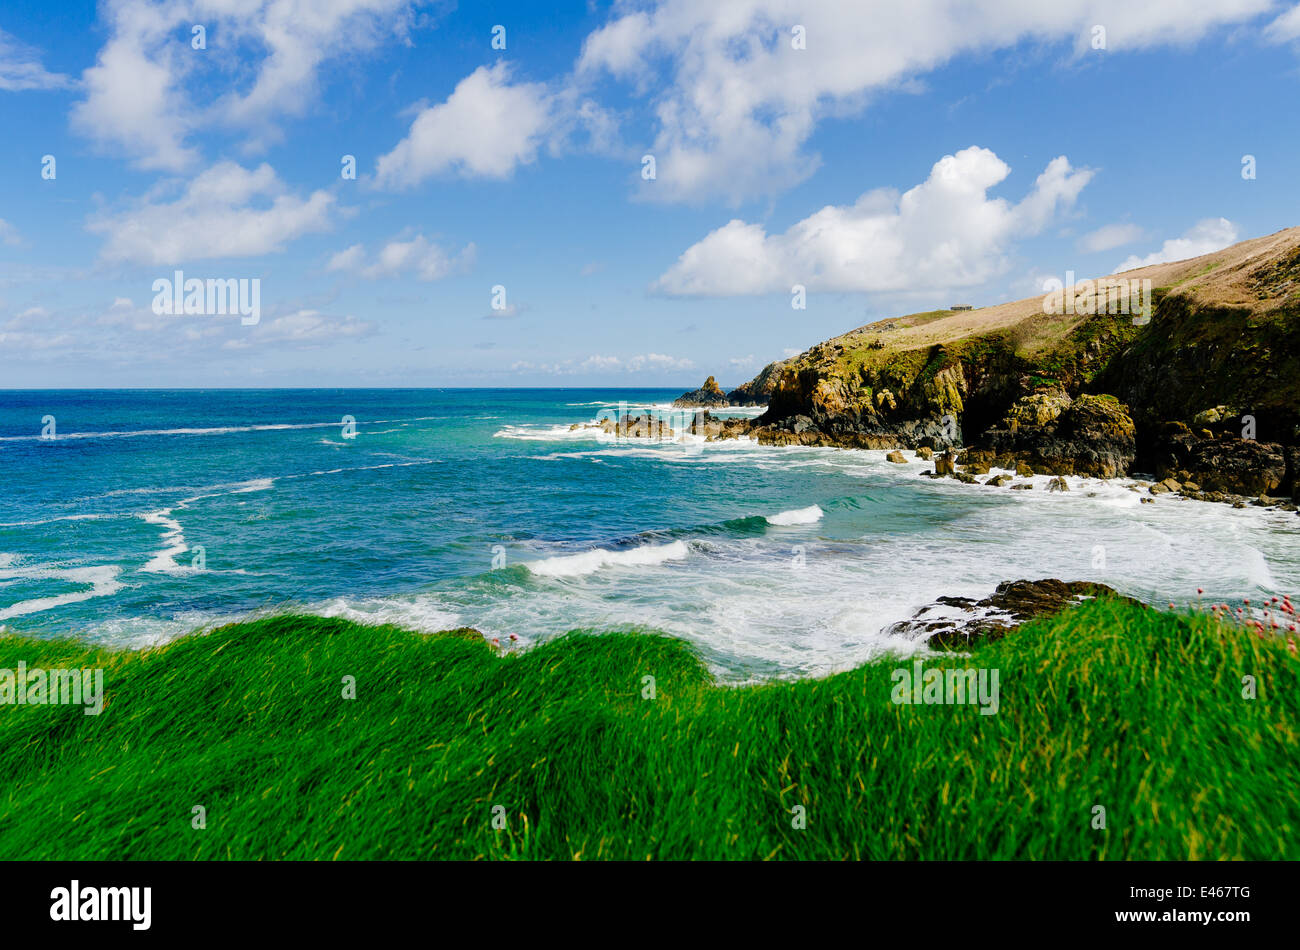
[0,599,1295,860]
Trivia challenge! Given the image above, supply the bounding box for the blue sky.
[1,0,1298,388]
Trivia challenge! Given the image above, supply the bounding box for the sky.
[0,0,1298,389]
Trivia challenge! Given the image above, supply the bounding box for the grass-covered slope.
[0,600,1296,860]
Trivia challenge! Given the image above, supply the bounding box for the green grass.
[0,598,1296,860]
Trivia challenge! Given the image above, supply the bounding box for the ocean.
[2,388,1297,681]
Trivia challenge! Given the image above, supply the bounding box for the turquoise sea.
[2,389,1298,680]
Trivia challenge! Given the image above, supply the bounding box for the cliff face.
[731,226,1300,492]
[725,359,788,406]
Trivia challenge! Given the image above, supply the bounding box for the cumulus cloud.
[88,161,336,265]
[72,0,420,170]
[374,64,553,187]
[1114,218,1239,271]
[1079,222,1145,253]
[578,0,1273,203]
[655,147,1093,296]
[327,234,476,280]
[0,28,73,91]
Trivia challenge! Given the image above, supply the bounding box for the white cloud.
[1079,222,1145,253]
[514,353,695,374]
[628,352,694,371]
[224,309,371,347]
[1265,4,1300,41]
[328,234,476,281]
[1114,218,1239,271]
[72,0,420,171]
[655,147,1093,296]
[0,28,73,91]
[0,219,21,246]
[580,354,623,370]
[327,244,366,272]
[88,161,336,265]
[374,63,553,187]
[578,0,1274,203]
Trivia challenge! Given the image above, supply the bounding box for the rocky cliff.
[723,226,1300,498]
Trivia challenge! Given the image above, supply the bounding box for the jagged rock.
[915,446,934,460]
[964,462,990,475]
[726,360,788,406]
[1193,406,1238,426]
[1010,483,1033,490]
[953,472,978,484]
[934,450,957,476]
[986,474,1014,487]
[1047,476,1069,492]
[1005,389,1072,428]
[1285,446,1300,501]
[886,450,907,463]
[673,376,728,408]
[883,578,1141,650]
[1150,433,1287,497]
[1015,461,1036,477]
[969,394,1136,478]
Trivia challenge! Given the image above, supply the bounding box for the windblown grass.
[0,597,1295,859]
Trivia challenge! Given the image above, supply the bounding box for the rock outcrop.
[725,360,788,406]
[884,579,1142,651]
[1148,424,1289,497]
[963,393,1137,478]
[673,376,728,408]
[704,226,1300,495]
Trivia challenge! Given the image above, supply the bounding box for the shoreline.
[569,409,1300,514]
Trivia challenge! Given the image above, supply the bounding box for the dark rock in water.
[1150,431,1287,497]
[1285,445,1300,502]
[884,579,1140,651]
[967,393,1136,478]
[674,375,728,408]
